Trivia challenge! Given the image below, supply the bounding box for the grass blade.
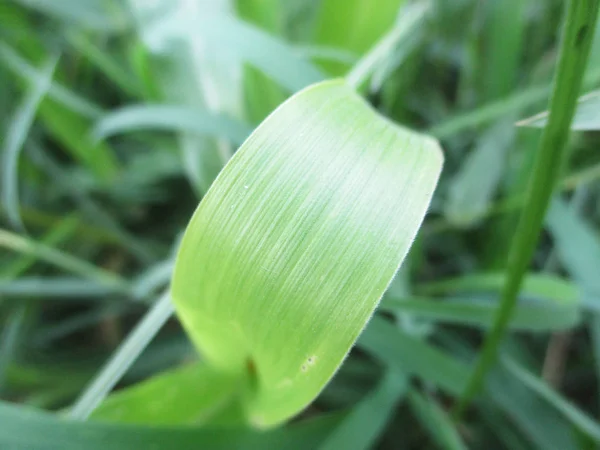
[319,371,407,450]
[0,277,120,299]
[456,0,600,415]
[380,296,580,331]
[346,1,429,89]
[408,389,467,450]
[93,105,252,145]
[504,358,600,442]
[359,317,466,395]
[68,291,173,420]
[1,54,57,229]
[418,272,579,306]
[518,89,600,130]
[0,228,129,293]
[0,42,102,119]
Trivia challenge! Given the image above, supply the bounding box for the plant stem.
[453,0,600,418]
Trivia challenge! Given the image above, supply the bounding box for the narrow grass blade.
[319,371,407,450]
[359,317,467,395]
[0,306,27,392]
[91,363,241,425]
[1,54,57,229]
[486,368,579,450]
[0,43,102,119]
[68,291,173,420]
[1,214,79,278]
[67,31,143,98]
[0,400,344,450]
[380,296,580,331]
[408,389,467,450]
[0,228,129,293]
[418,272,579,305]
[93,105,251,145]
[504,358,600,442]
[429,67,600,140]
[518,90,600,130]
[346,1,429,89]
[456,0,600,415]
[444,120,514,227]
[0,277,120,299]
[171,80,442,427]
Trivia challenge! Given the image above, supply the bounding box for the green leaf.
[93,105,252,145]
[319,370,407,450]
[0,400,344,450]
[91,363,241,425]
[517,90,600,130]
[546,198,600,299]
[504,358,600,442]
[171,79,443,427]
[380,295,580,331]
[359,317,466,395]
[408,389,467,450]
[486,367,579,450]
[444,121,514,227]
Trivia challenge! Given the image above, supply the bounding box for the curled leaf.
[172,79,443,427]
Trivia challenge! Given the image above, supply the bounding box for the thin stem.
[68,290,174,420]
[454,0,600,418]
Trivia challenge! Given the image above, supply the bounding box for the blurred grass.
[2,0,600,448]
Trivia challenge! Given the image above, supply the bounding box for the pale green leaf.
[418,272,579,306]
[380,295,580,331]
[91,363,241,425]
[172,79,443,427]
[93,105,251,145]
[517,90,600,130]
[546,198,600,298]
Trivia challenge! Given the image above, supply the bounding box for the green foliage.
[3,0,600,448]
